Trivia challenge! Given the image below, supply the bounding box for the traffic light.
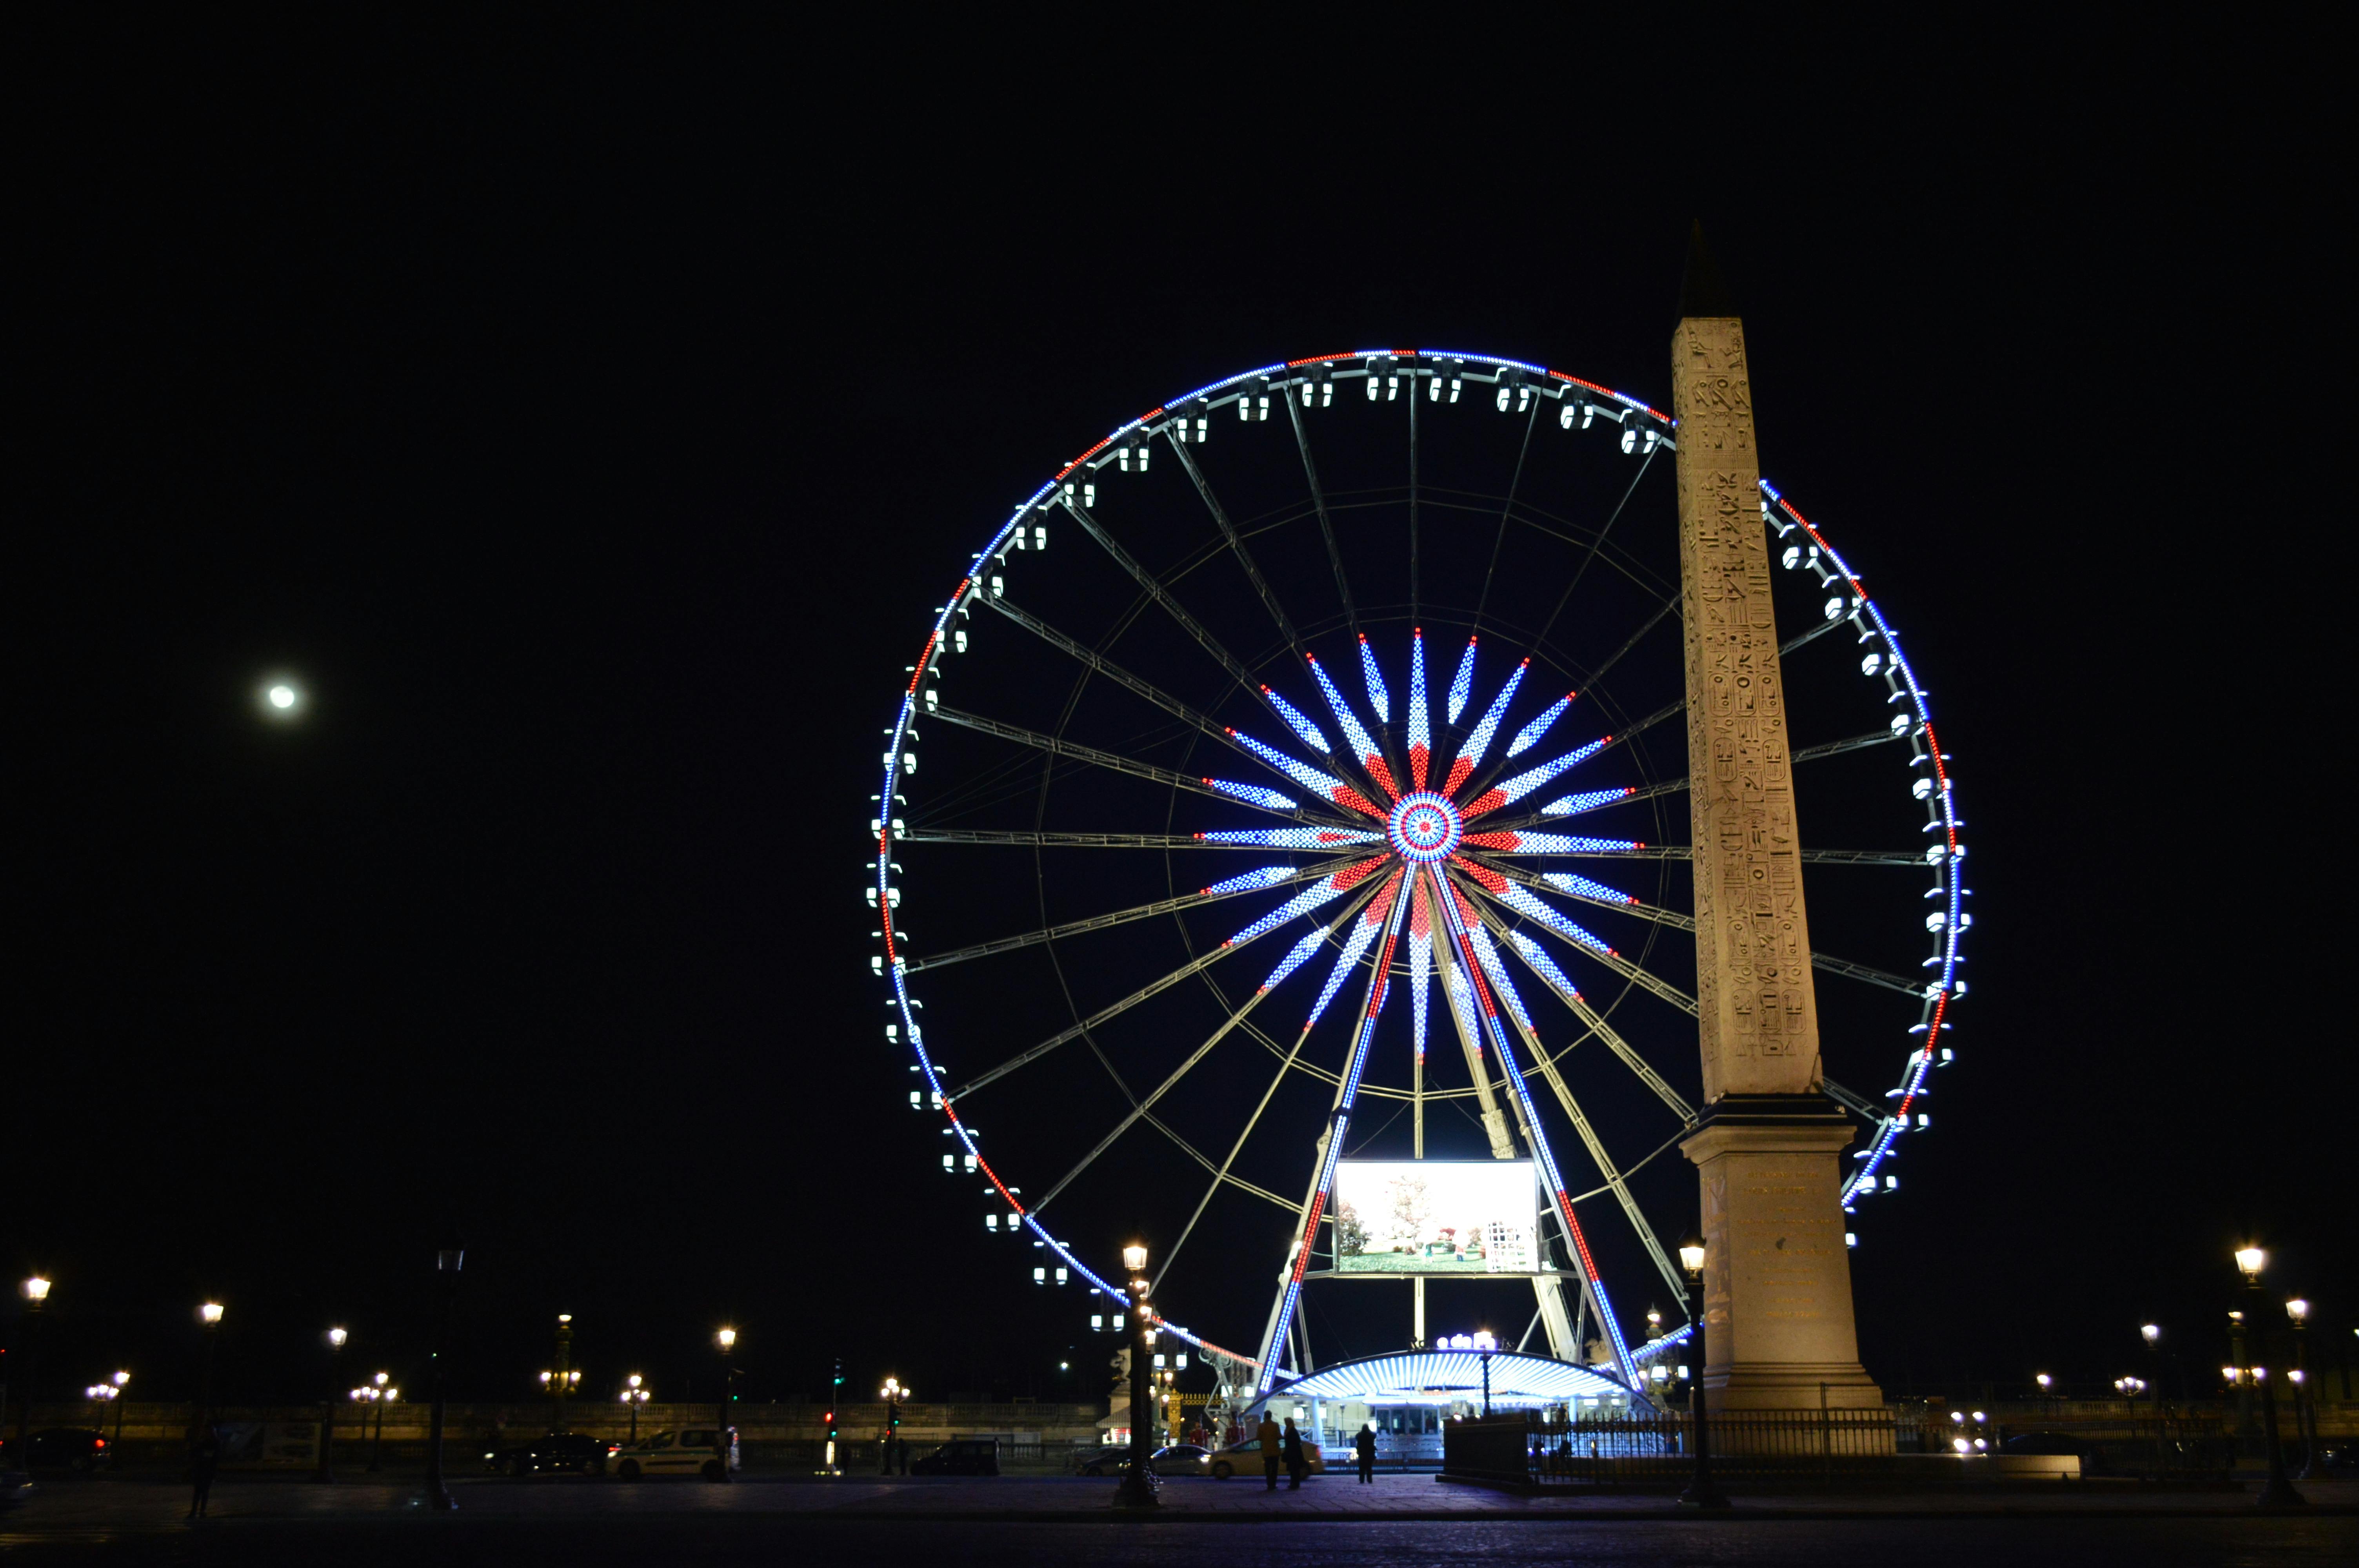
[828,1357,843,1441]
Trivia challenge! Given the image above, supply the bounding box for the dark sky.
[13,13,2347,1416]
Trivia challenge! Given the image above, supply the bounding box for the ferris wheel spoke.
[1527,445,1665,654]
[1450,866,1699,1018]
[946,862,1388,1101]
[1479,920,1692,1303]
[1778,612,1849,658]
[1461,893,1695,1122]
[977,593,1330,786]
[1164,433,1308,660]
[1284,391,1359,644]
[945,938,1257,1102]
[1060,496,1292,722]
[896,828,1382,851]
[902,855,1370,975]
[1791,727,1904,763]
[1461,694,1685,812]
[928,704,1355,827]
[1471,397,1543,633]
[1028,884,1386,1214]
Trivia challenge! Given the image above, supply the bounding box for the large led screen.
[1332,1160,1539,1274]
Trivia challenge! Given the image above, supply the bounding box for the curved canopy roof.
[1259,1350,1630,1406]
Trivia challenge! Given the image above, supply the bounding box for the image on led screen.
[1332,1160,1538,1274]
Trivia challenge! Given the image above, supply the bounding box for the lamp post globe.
[2230,1247,2304,1508]
[1672,1227,1728,1510]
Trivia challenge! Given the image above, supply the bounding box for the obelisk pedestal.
[1672,226,1882,1415]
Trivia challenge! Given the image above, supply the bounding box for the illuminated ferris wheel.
[867,351,1968,1400]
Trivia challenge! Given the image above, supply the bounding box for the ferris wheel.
[867,350,1968,1403]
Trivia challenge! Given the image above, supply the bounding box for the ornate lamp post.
[425,1246,463,1512]
[1674,1230,1728,1510]
[196,1302,225,1436]
[714,1328,737,1483]
[2286,1299,2318,1479]
[14,1279,50,1465]
[1113,1242,1159,1509]
[109,1372,129,1449]
[2234,1247,2303,1509]
[315,1326,348,1482]
[880,1377,908,1473]
[621,1375,648,1445]
[539,1314,581,1431]
[366,1373,391,1470]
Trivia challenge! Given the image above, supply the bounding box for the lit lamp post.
[315,1326,349,1482]
[1113,1242,1158,1509]
[539,1314,579,1432]
[2234,1246,2304,1509]
[714,1328,737,1483]
[880,1377,907,1473]
[196,1301,225,1436]
[621,1375,648,1445]
[2286,1299,2318,1479]
[109,1372,129,1449]
[14,1278,50,1467]
[2034,1372,2054,1413]
[367,1372,390,1470]
[1673,1230,1728,1510]
[425,1246,463,1512]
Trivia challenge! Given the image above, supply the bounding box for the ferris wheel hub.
[1386,791,1463,864]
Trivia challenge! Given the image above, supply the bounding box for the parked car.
[910,1437,1001,1476]
[1074,1443,1207,1477]
[1208,1437,1326,1480]
[608,1428,738,1481]
[0,1430,111,1473]
[481,1432,617,1477]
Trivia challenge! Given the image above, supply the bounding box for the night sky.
[14,14,2346,1417]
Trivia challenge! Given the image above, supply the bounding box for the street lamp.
[1113,1241,1158,1509]
[2230,1246,2303,1509]
[621,1375,649,1445]
[880,1377,908,1474]
[714,1328,738,1483]
[1672,1228,1727,1510]
[14,1279,50,1468]
[110,1372,129,1448]
[195,1301,225,1437]
[367,1372,390,1470]
[315,1326,349,1483]
[425,1246,463,1512]
[2286,1299,2318,1479]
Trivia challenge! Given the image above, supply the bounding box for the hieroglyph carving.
[1674,316,1823,1101]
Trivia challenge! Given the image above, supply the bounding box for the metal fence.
[1444,1409,2235,1486]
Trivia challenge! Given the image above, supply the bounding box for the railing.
[1444,1409,2236,1486]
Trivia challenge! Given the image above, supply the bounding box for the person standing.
[1354,1423,1377,1484]
[1257,1412,1282,1490]
[185,1427,220,1520]
[1281,1416,1306,1490]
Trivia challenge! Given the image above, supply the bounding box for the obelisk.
[1672,224,1883,1413]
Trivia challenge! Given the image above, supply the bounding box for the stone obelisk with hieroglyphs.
[1671,225,1883,1413]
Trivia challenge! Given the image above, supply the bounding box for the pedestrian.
[897,1437,909,1475]
[1282,1416,1306,1490]
[1257,1411,1282,1490]
[186,1426,220,1520]
[1354,1422,1377,1484]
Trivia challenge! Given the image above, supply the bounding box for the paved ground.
[3,1472,2352,1564]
